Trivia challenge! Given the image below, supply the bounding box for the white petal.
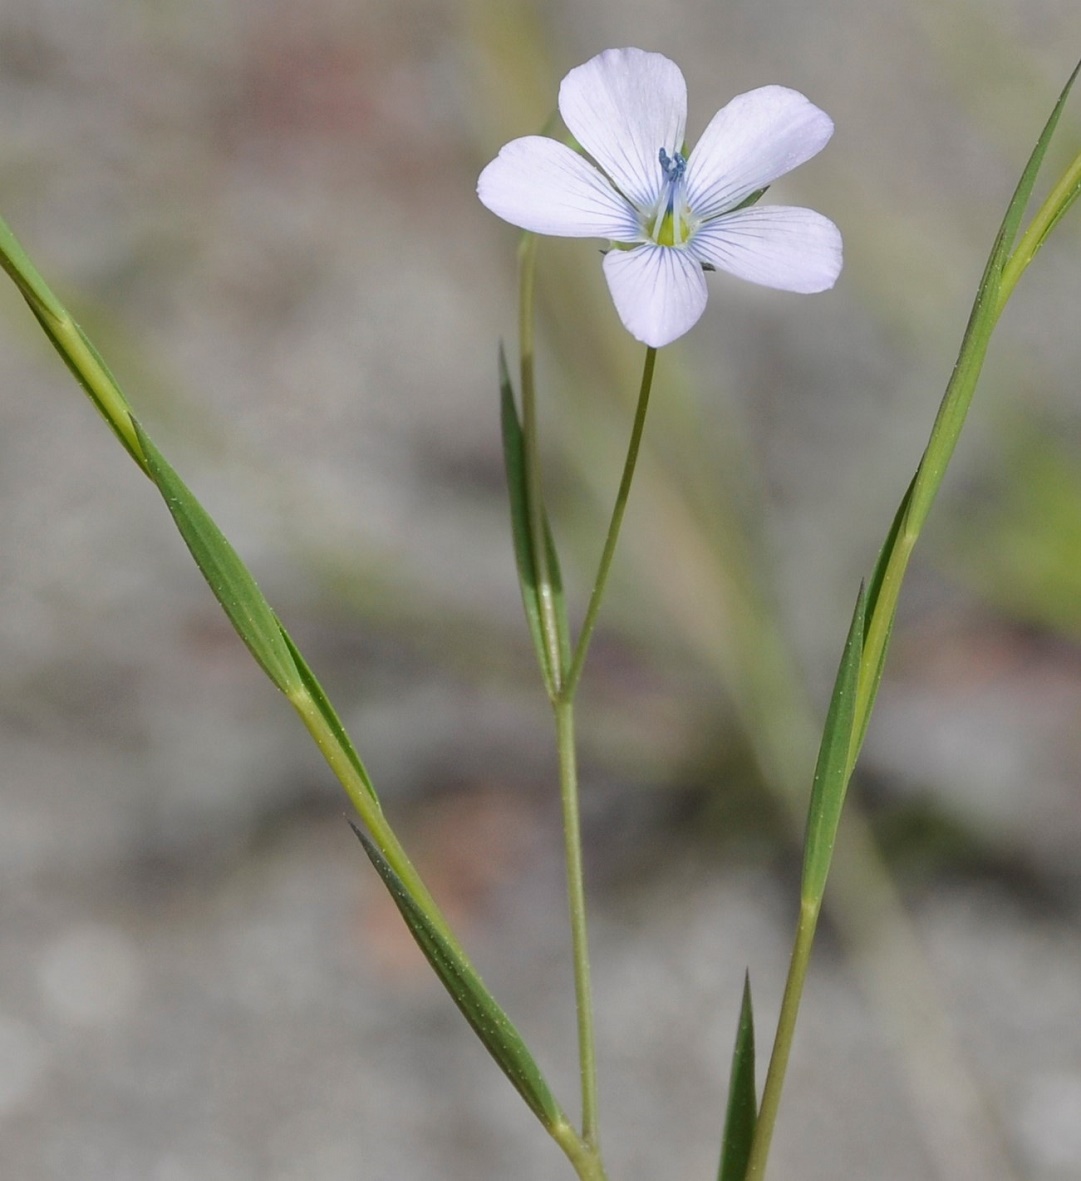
[690,206,842,293]
[685,86,834,218]
[602,245,708,348]
[478,136,641,239]
[558,48,686,212]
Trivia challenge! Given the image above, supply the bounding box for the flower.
[477,47,842,348]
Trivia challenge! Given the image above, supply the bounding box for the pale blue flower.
[478,48,842,348]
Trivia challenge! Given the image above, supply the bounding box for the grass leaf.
[133,420,302,697]
[909,58,1081,533]
[499,346,569,692]
[800,582,866,905]
[350,821,564,1130]
[718,972,758,1181]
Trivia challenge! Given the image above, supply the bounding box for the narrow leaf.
[730,186,769,212]
[1001,58,1081,260]
[133,420,302,696]
[800,582,866,905]
[852,63,1081,773]
[350,821,564,1130]
[498,346,569,691]
[718,972,758,1181]
[910,58,1081,533]
[850,471,915,757]
[1002,59,1081,280]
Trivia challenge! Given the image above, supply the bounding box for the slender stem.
[744,899,820,1181]
[515,232,602,1156]
[289,686,463,947]
[562,346,658,701]
[514,248,660,1166]
[518,233,564,695]
[0,216,146,471]
[555,698,601,1147]
[553,345,657,1143]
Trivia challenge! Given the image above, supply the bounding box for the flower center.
[650,148,692,247]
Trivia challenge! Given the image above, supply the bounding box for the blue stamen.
[658,147,686,184]
[653,148,690,244]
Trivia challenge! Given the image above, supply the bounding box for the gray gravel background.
[1,1,1080,1178]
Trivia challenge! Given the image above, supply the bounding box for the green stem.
[563,346,657,701]
[555,698,601,1147]
[289,686,460,947]
[0,215,146,470]
[744,899,820,1181]
[515,233,603,1159]
[551,1118,609,1181]
[519,233,564,696]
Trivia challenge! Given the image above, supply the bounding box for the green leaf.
[999,59,1081,287]
[0,213,146,470]
[800,582,866,905]
[498,346,569,693]
[133,420,302,697]
[349,821,564,1130]
[909,58,1081,534]
[718,972,758,1181]
[730,186,769,213]
[997,68,1080,257]
[850,471,915,758]
[847,64,1081,781]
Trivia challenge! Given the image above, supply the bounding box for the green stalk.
[563,347,658,700]
[288,686,459,945]
[514,246,662,1166]
[514,233,594,1150]
[743,900,819,1181]
[0,219,146,470]
[555,698,602,1149]
[516,233,603,1155]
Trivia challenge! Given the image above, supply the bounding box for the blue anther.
[658,147,686,183]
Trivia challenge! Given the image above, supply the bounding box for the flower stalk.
[563,345,657,700]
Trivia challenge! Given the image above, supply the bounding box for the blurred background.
[1,1,1080,1178]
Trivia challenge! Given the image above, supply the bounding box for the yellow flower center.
[654,208,688,247]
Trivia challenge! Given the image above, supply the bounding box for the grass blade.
[349,821,564,1130]
[718,972,758,1181]
[133,420,302,697]
[499,346,569,694]
[853,62,1081,768]
[910,58,1081,533]
[999,59,1081,295]
[801,582,866,906]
